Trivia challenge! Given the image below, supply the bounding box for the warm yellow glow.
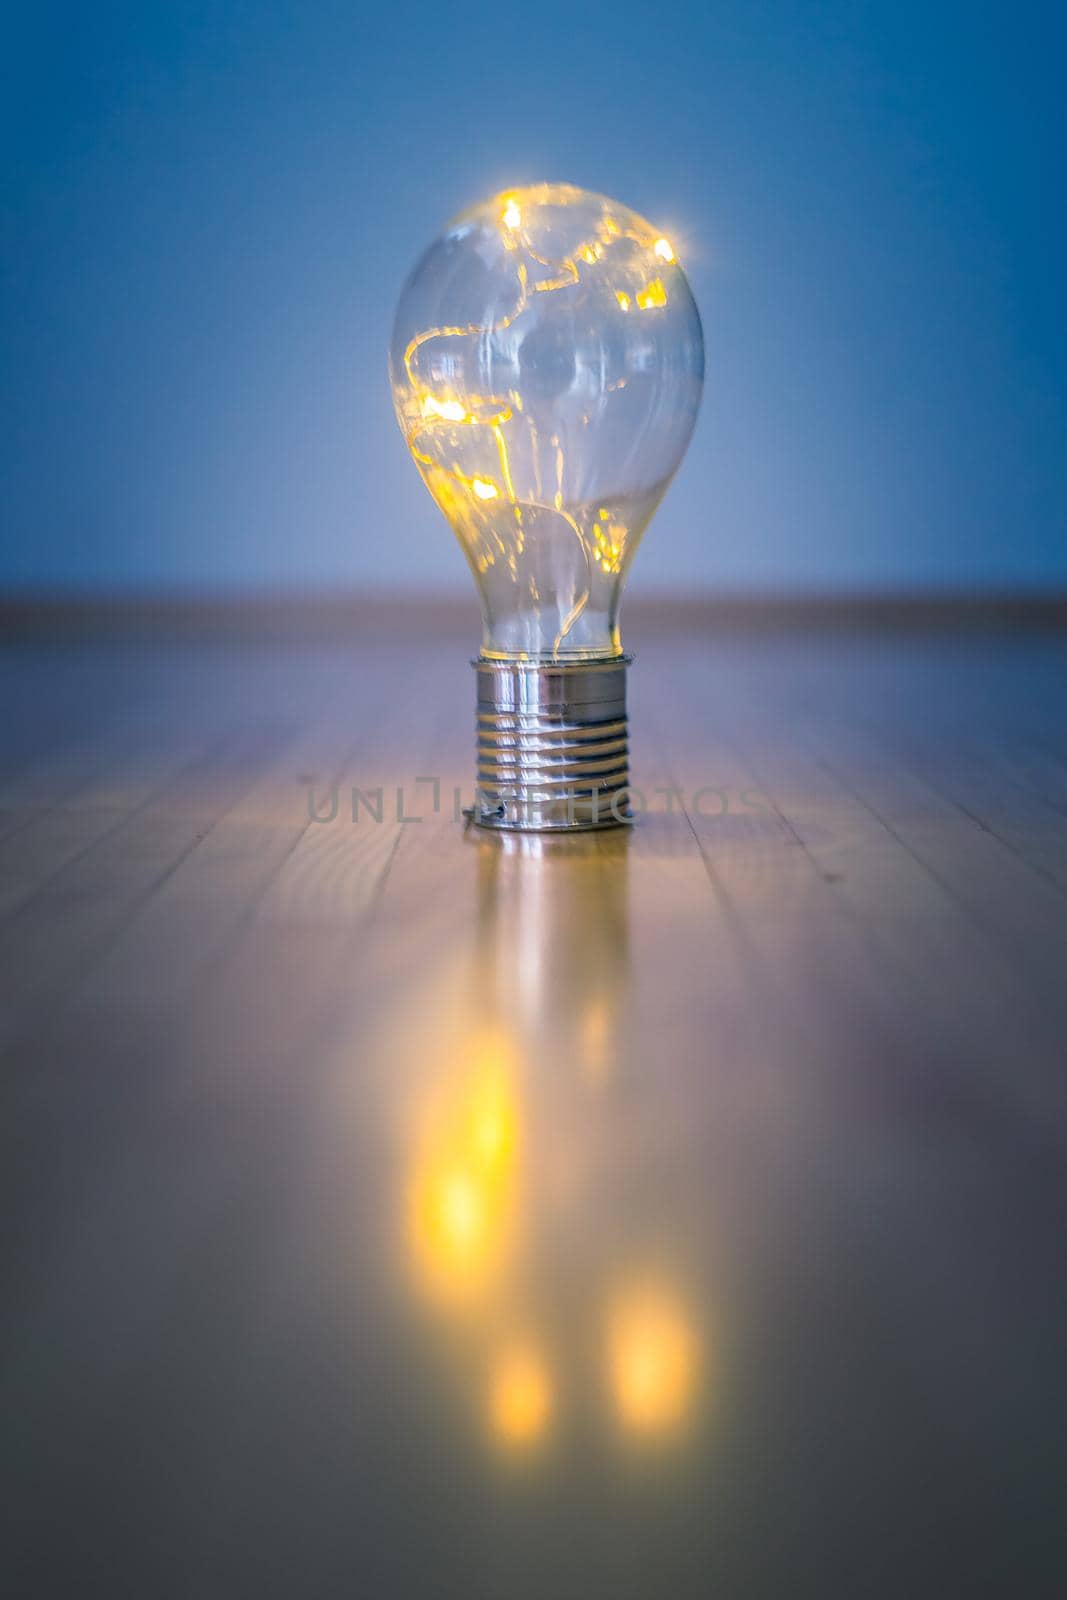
[467,1069,515,1168]
[581,994,613,1082]
[393,186,702,656]
[488,1342,553,1448]
[532,263,580,295]
[421,395,468,422]
[607,1285,698,1434]
[413,1153,499,1298]
[439,1168,486,1244]
[592,514,627,576]
[636,279,668,310]
[409,1038,520,1304]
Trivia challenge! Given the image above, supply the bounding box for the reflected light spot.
[409,1038,520,1305]
[581,996,613,1083]
[489,1342,553,1449]
[607,1285,698,1435]
[472,477,499,500]
[438,1170,485,1245]
[412,1156,499,1298]
[653,237,675,262]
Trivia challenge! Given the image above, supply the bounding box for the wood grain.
[1,614,1064,1598]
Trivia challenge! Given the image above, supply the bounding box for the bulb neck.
[471,656,633,832]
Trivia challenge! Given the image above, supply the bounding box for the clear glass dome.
[390,183,704,660]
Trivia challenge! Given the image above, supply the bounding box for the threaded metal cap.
[472,657,633,832]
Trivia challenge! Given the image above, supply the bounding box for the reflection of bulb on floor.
[488,1340,553,1450]
[580,993,614,1085]
[390,183,705,831]
[606,1284,700,1436]
[408,1036,520,1305]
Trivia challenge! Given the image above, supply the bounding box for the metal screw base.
[472,656,633,832]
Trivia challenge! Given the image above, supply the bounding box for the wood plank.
[2,624,1065,1599]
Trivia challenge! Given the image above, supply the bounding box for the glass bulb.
[390,183,704,662]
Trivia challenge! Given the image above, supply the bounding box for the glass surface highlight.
[390,184,705,660]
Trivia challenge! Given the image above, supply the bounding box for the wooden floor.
[2,611,1065,1596]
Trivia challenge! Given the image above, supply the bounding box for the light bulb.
[390,183,704,830]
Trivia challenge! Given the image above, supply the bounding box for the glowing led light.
[607,1285,699,1435]
[654,237,675,262]
[615,290,631,312]
[636,279,668,310]
[421,395,468,422]
[593,517,626,577]
[471,477,499,500]
[488,1343,553,1448]
[503,198,522,230]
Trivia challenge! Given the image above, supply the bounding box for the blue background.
[2,0,1065,595]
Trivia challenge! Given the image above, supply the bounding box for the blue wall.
[2,1,1065,593]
